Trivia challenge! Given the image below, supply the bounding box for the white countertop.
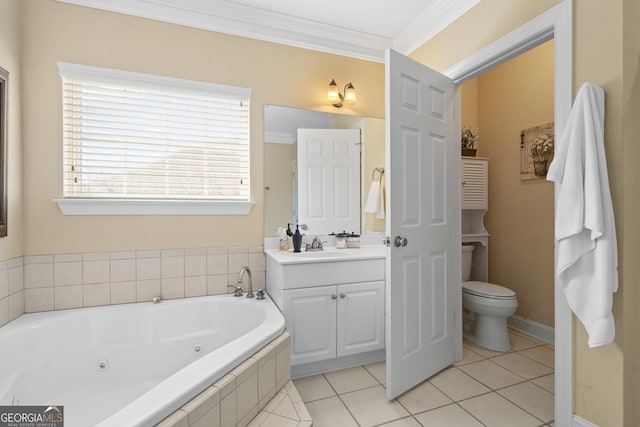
[265,245,387,265]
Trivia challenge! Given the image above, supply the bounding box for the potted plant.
[461,126,478,157]
[530,133,554,176]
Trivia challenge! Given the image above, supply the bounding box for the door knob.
[383,236,391,247]
[394,236,408,247]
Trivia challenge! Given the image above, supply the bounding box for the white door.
[337,281,385,357]
[385,49,461,399]
[284,286,337,365]
[297,129,361,235]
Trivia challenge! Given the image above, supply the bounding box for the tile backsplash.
[0,245,266,327]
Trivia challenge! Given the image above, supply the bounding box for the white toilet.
[461,245,518,351]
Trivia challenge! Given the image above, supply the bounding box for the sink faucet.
[237,266,254,298]
[305,237,325,251]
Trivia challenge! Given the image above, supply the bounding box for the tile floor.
[293,329,555,427]
[248,381,312,427]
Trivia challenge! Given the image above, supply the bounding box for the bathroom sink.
[265,245,386,266]
[292,250,352,258]
[265,245,386,289]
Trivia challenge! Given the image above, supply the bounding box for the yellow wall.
[466,41,555,327]
[20,0,384,254]
[460,79,479,135]
[572,1,625,425]
[622,1,640,424]
[0,0,24,260]
[412,0,637,425]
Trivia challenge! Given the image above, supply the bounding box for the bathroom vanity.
[462,157,489,281]
[265,246,386,377]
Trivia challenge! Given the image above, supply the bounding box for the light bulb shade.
[326,79,341,104]
[343,83,357,105]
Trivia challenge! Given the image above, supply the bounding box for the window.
[55,62,253,215]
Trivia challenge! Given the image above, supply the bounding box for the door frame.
[442,1,572,425]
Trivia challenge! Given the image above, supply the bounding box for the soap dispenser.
[292,225,303,253]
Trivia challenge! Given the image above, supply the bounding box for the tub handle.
[256,289,265,300]
[228,284,243,297]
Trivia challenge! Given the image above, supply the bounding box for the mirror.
[264,104,385,237]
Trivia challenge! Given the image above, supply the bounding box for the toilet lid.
[462,281,516,299]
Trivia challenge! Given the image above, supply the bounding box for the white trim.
[443,3,565,84]
[54,198,255,215]
[443,1,573,425]
[394,0,482,56]
[57,62,251,98]
[56,0,476,63]
[573,415,599,427]
[508,315,555,345]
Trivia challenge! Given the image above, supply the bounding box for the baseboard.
[507,315,554,345]
[573,415,599,426]
[291,350,385,379]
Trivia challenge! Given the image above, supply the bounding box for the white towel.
[546,82,618,348]
[364,178,385,219]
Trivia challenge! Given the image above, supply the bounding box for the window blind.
[58,62,251,201]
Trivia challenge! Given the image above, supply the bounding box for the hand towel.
[546,82,618,348]
[364,176,385,219]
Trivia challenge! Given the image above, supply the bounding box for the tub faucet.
[237,266,254,298]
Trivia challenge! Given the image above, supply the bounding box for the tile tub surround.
[19,245,266,314]
[0,257,24,326]
[157,331,295,427]
[0,257,25,328]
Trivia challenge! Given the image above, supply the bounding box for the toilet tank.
[461,245,474,281]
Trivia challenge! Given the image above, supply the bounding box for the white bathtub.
[0,294,285,427]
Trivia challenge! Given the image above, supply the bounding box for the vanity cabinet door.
[337,281,385,357]
[284,286,337,365]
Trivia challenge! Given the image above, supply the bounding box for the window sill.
[54,198,255,216]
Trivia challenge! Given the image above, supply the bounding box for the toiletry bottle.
[293,225,303,253]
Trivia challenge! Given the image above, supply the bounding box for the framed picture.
[520,122,554,181]
[0,66,8,237]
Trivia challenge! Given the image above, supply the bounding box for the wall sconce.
[326,79,357,108]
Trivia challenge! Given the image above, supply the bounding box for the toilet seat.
[463,281,516,300]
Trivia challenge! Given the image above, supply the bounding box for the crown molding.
[57,0,478,62]
[57,0,391,62]
[393,0,482,55]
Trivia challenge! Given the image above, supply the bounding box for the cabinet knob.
[340,293,346,299]
[331,294,337,300]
